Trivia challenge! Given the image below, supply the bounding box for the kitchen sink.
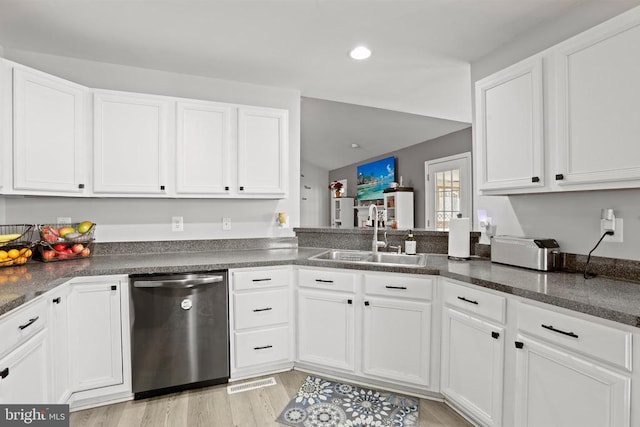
[368,252,427,267]
[309,249,372,262]
[308,249,427,267]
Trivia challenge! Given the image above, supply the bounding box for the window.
[425,153,472,231]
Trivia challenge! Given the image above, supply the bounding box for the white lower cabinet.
[48,275,131,410]
[0,330,50,404]
[362,273,434,388]
[513,335,630,427]
[296,268,436,391]
[229,266,293,379]
[49,284,71,403]
[297,288,356,371]
[441,308,504,426]
[513,302,632,427]
[67,279,124,391]
[440,279,506,426]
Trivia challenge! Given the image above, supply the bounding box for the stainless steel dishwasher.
[130,271,229,399]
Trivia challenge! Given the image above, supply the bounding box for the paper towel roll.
[448,217,471,260]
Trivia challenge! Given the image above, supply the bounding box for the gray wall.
[1,49,301,242]
[471,2,640,259]
[300,160,330,227]
[329,127,472,228]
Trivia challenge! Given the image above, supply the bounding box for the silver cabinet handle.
[134,275,224,288]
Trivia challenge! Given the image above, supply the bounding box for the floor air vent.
[227,377,277,394]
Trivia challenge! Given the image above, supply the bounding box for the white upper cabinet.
[237,107,288,197]
[554,9,640,189]
[475,6,640,195]
[93,90,170,195]
[175,100,233,195]
[13,66,87,194]
[475,57,544,193]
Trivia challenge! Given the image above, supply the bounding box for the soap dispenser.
[405,230,416,255]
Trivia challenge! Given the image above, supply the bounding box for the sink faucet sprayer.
[369,205,386,254]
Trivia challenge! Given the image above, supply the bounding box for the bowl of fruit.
[0,225,37,268]
[37,221,95,262]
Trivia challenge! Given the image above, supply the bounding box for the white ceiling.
[0,0,634,170]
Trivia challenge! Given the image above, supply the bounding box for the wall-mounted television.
[356,156,396,201]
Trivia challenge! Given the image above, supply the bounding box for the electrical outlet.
[57,217,72,225]
[601,218,623,243]
[171,216,184,232]
[222,217,232,231]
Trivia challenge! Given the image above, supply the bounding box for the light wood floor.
[70,370,472,427]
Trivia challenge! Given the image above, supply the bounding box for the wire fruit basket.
[0,225,37,268]
[36,222,95,262]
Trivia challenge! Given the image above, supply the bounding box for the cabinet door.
[49,286,71,403]
[67,281,123,392]
[475,57,544,192]
[13,67,86,193]
[441,308,504,427]
[555,13,640,188]
[237,106,288,197]
[362,297,431,387]
[0,330,50,404]
[93,91,169,194]
[514,336,630,427]
[297,289,354,371]
[175,100,233,195]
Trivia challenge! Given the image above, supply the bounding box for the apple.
[53,243,67,252]
[43,233,59,243]
[80,247,91,257]
[42,250,55,261]
[71,243,84,254]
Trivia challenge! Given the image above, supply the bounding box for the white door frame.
[424,152,472,230]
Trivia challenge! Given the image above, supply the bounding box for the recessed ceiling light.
[349,46,371,60]
[351,143,360,148]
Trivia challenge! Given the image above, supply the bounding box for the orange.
[7,249,19,259]
[14,257,27,265]
[19,248,27,255]
[24,249,32,258]
[0,250,7,260]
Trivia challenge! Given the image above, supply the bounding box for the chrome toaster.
[491,236,560,271]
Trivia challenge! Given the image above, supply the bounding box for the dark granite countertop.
[1,247,640,329]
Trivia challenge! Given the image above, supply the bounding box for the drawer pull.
[457,296,479,305]
[347,299,353,305]
[491,331,500,339]
[53,297,61,304]
[18,316,39,331]
[385,285,407,290]
[315,279,334,284]
[0,368,8,379]
[364,301,370,306]
[515,341,524,349]
[252,278,272,282]
[252,307,273,312]
[253,345,273,350]
[541,324,579,339]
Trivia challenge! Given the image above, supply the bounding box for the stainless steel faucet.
[369,205,386,254]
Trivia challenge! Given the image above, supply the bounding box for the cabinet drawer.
[233,267,290,291]
[298,268,356,293]
[234,289,289,330]
[0,298,47,358]
[364,274,433,300]
[518,302,632,370]
[441,280,506,324]
[234,327,290,369]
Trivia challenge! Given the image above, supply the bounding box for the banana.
[0,234,22,243]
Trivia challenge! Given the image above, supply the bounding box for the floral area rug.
[276,375,419,427]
